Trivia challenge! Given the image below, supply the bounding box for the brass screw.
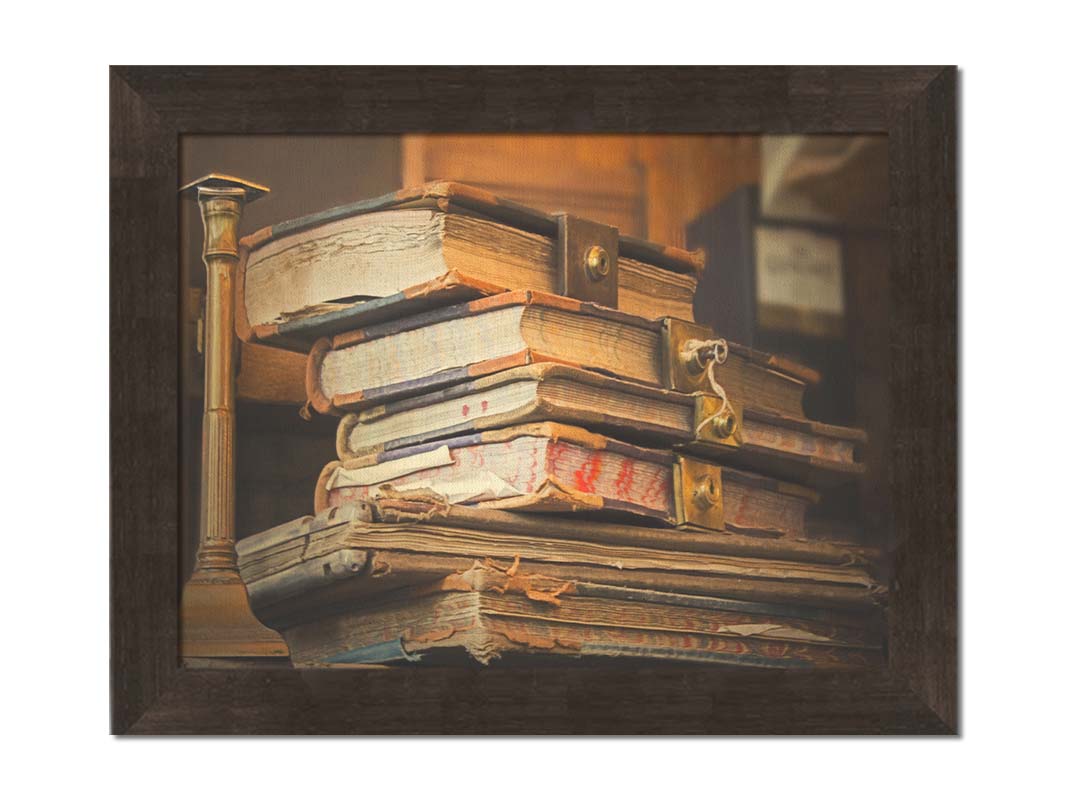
[694,475,719,509]
[711,413,737,439]
[584,245,610,281]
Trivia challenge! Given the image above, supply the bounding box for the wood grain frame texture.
[110,66,957,735]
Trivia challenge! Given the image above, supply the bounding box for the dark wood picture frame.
[111,66,957,734]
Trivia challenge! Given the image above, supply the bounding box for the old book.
[335,364,866,484]
[235,504,885,623]
[315,422,818,537]
[306,289,815,416]
[236,182,703,351]
[265,561,881,668]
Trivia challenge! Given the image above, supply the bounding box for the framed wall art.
[110,66,957,734]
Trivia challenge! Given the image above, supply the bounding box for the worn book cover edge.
[239,181,705,273]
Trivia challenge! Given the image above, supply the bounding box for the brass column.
[178,174,288,659]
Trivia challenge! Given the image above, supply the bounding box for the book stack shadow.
[234,182,885,668]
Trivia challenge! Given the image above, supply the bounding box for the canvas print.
[178,134,890,670]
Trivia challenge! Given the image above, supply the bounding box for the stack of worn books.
[234,182,883,668]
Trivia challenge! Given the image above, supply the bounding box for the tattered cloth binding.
[284,567,881,669]
[305,289,817,417]
[335,363,866,486]
[315,422,819,537]
[235,181,704,352]
[234,506,884,668]
[235,503,884,619]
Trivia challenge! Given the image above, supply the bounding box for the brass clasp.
[673,456,725,530]
[693,394,743,448]
[556,214,619,307]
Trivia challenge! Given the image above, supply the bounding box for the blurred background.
[180,134,889,580]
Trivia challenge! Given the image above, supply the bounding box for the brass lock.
[585,245,610,281]
[673,456,725,530]
[556,214,618,307]
[693,394,743,448]
[661,318,721,393]
[679,337,711,376]
[693,473,719,509]
[709,411,738,439]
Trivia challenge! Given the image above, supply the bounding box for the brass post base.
[179,571,289,659]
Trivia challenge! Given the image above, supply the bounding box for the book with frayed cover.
[236,182,703,351]
[234,506,884,668]
[334,363,866,485]
[304,289,817,416]
[315,422,819,536]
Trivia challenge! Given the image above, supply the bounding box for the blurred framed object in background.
[111,66,957,734]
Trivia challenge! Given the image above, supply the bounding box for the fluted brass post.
[178,174,288,659]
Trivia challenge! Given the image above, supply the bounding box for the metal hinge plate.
[556,213,619,307]
[673,456,725,530]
